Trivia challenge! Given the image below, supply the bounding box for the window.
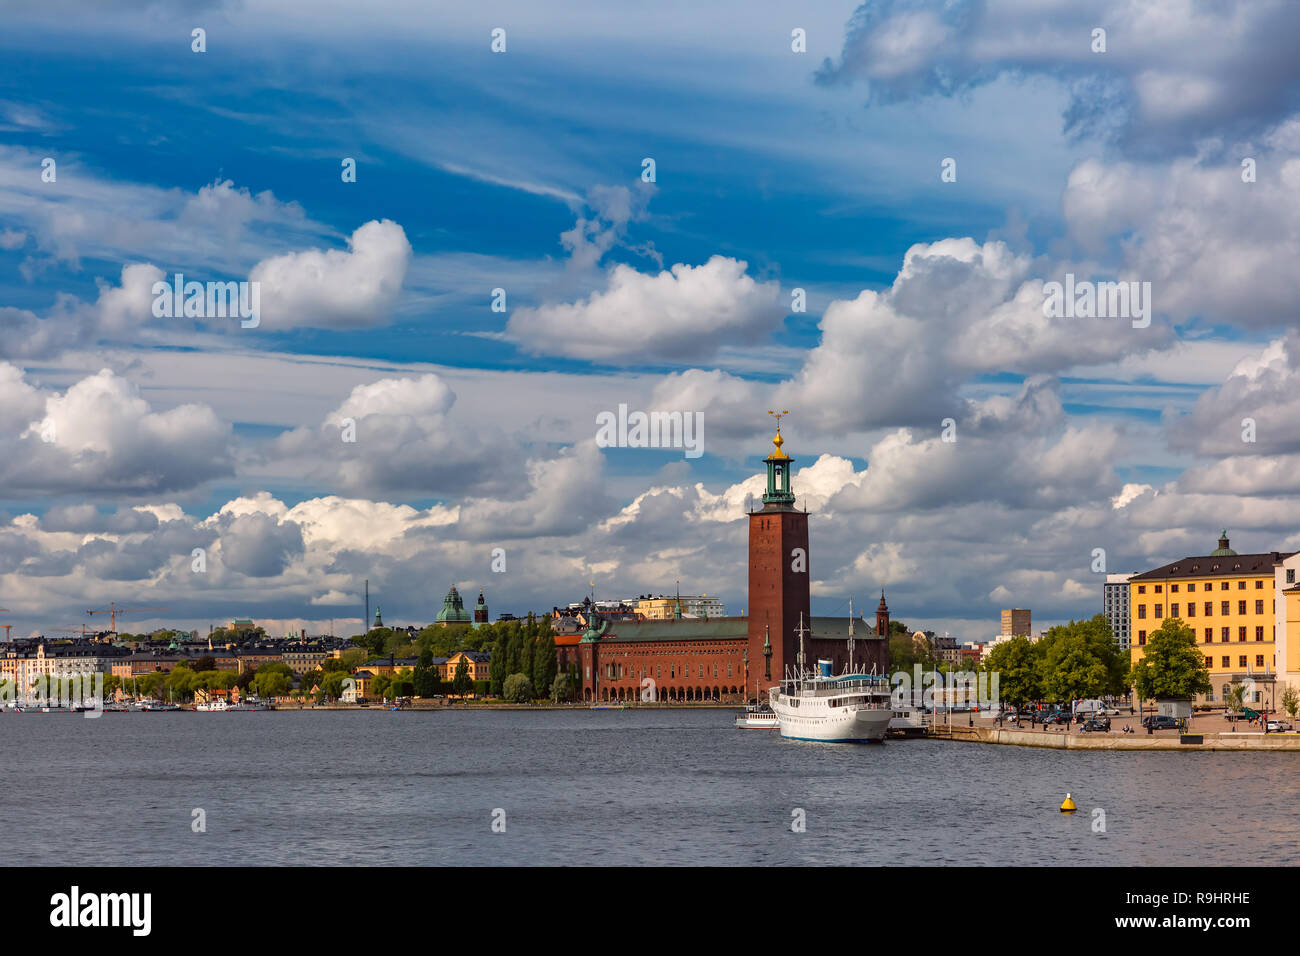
[1238,600,1247,615]
[1256,626,1264,642]
[1138,605,1147,619]
[1155,604,1163,619]
[1171,584,1179,592]
[1239,656,1248,668]
[1171,603,1180,618]
[1188,603,1196,617]
[1188,582,1196,592]
[1138,585,1146,594]
[1222,627,1230,642]
[1238,580,1246,590]
[1155,584,1163,593]
[1221,581,1229,590]
[1222,656,1230,668]
[1256,655,1265,668]
[1255,600,1264,614]
[1221,601,1230,615]
[1238,627,1247,642]
[1205,602,1213,616]
[1256,580,1264,589]
[1204,628,1213,642]
[1288,569,1296,585]
[1205,657,1213,668]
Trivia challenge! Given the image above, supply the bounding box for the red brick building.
[576,424,890,702]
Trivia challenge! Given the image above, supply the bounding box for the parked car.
[1142,714,1180,730]
[1081,717,1111,732]
[1266,719,1293,732]
[1041,711,1071,725]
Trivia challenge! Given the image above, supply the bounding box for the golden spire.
[767,409,789,459]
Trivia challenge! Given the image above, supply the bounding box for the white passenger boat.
[195,698,231,712]
[770,614,892,743]
[735,702,779,729]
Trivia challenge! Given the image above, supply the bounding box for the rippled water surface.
[3,708,1296,865]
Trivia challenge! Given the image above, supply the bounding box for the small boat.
[195,698,231,712]
[735,703,779,729]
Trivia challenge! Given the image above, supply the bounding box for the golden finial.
[767,409,789,459]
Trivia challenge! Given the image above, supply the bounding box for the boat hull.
[775,706,892,743]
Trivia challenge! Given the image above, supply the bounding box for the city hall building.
[566,424,891,703]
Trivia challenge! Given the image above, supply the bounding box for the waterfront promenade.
[929,711,1300,751]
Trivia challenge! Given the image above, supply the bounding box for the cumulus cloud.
[269,372,522,498]
[250,219,412,330]
[506,256,786,364]
[1165,333,1300,456]
[1063,151,1300,329]
[0,365,232,494]
[817,0,1300,155]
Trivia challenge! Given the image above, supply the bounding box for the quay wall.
[929,724,1300,752]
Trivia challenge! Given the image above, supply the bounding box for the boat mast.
[847,597,855,674]
[795,612,809,682]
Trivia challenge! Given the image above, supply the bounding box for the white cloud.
[506,255,786,363]
[250,219,412,329]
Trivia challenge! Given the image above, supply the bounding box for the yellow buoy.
[1060,792,1077,813]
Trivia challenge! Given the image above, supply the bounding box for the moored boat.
[769,613,892,743]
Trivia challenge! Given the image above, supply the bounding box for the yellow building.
[1129,531,1295,706]
[442,651,490,682]
[634,594,725,620]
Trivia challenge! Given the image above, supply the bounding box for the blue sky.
[1,0,1298,641]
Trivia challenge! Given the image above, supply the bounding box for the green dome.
[436,585,472,624]
[1210,529,1237,557]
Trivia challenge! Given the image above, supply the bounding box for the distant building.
[1000,609,1031,637]
[1104,572,1136,650]
[473,591,490,628]
[443,650,491,683]
[435,585,473,627]
[631,594,727,621]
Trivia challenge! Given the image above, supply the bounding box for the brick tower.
[747,413,810,694]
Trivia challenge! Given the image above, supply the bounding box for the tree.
[1038,615,1127,703]
[413,647,439,698]
[489,636,506,697]
[389,668,415,699]
[1224,682,1246,725]
[1283,685,1300,726]
[370,673,392,700]
[503,673,534,703]
[550,672,575,703]
[1129,619,1211,702]
[193,655,216,672]
[982,635,1040,709]
[321,670,348,701]
[889,631,935,672]
[533,632,556,700]
[452,658,473,699]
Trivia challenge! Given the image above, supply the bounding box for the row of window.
[1138,626,1266,644]
[1204,656,1266,669]
[1137,580,1266,594]
[602,662,735,680]
[1137,600,1265,619]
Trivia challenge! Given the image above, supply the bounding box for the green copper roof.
[436,585,472,624]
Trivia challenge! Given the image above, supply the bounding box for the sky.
[1,0,1298,643]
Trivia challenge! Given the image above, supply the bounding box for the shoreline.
[929,723,1300,752]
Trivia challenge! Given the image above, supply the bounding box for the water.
[3,708,1296,866]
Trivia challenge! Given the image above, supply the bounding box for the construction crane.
[85,603,169,635]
